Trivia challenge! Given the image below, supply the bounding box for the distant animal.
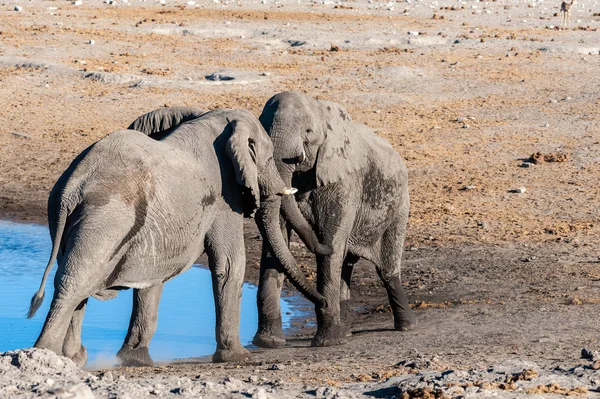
[28,107,326,367]
[252,92,416,349]
[560,0,577,27]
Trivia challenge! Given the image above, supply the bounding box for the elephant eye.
[306,128,313,134]
[248,138,257,163]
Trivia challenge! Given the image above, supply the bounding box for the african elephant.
[253,91,416,349]
[28,108,326,367]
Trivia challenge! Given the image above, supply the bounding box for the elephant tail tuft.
[27,291,45,319]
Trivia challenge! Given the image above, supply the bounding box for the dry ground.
[1,0,600,395]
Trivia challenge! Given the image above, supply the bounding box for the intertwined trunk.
[276,167,331,256]
[256,196,325,307]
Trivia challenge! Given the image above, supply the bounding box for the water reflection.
[0,220,293,364]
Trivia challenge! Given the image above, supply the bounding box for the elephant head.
[258,92,367,255]
[223,112,326,306]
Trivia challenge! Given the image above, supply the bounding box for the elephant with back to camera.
[28,107,328,367]
[253,91,416,349]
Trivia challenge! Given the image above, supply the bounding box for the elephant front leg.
[117,284,164,367]
[312,252,348,347]
[207,225,252,363]
[253,245,287,349]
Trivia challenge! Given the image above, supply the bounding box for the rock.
[520,162,533,168]
[582,348,599,361]
[72,0,83,5]
[268,363,285,370]
[314,386,339,398]
[205,72,235,81]
[286,40,306,47]
[87,39,95,45]
[511,187,527,193]
[528,152,568,164]
[461,185,477,191]
[14,5,23,11]
[252,388,268,399]
[48,384,94,399]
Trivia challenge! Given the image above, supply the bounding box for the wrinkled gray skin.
[28,108,325,367]
[253,91,416,349]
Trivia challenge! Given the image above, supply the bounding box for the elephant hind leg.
[35,284,90,358]
[63,298,89,367]
[340,253,359,330]
[377,226,416,331]
[117,284,164,367]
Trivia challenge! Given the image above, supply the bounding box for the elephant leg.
[253,242,287,349]
[207,219,251,363]
[312,250,347,347]
[35,281,89,358]
[62,298,89,367]
[340,253,359,329]
[117,284,164,367]
[377,226,416,331]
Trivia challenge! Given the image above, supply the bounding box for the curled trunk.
[257,196,326,307]
[277,168,332,256]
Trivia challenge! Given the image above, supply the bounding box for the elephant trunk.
[277,167,332,256]
[256,195,326,307]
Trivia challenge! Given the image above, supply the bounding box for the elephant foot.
[252,332,286,349]
[394,311,418,331]
[65,345,88,367]
[212,347,252,363]
[117,345,154,367]
[311,324,348,347]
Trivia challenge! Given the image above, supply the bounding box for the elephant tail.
[27,206,68,319]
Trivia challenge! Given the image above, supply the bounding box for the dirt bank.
[1,0,599,396]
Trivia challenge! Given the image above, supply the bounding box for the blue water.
[0,220,293,364]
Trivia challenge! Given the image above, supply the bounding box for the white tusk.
[299,150,306,163]
[280,187,298,195]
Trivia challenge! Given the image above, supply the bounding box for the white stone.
[14,5,23,11]
[513,187,527,193]
[72,0,83,5]
[88,39,95,44]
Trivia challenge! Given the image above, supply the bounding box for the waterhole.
[0,220,295,365]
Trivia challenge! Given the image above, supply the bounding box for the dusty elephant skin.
[254,91,416,349]
[1,0,600,396]
[27,108,324,367]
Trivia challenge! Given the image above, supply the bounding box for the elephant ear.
[225,118,260,213]
[315,101,368,187]
[128,106,205,140]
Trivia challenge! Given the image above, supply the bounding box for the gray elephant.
[253,91,416,349]
[28,108,326,367]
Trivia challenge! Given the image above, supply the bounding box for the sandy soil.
[1,0,600,396]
